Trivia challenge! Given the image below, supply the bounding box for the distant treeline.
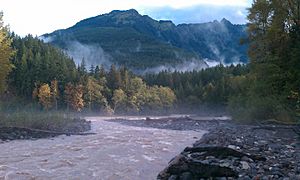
[144,65,249,106]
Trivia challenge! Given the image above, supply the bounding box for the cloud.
[136,0,250,9]
[139,59,208,74]
[140,5,248,25]
[64,41,112,69]
[39,36,54,43]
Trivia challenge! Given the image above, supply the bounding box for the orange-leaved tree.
[38,84,52,110]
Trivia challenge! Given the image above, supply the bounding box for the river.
[0,116,205,180]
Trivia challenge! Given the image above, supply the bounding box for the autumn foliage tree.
[64,83,84,112]
[38,84,52,110]
[112,89,127,112]
[84,76,108,111]
[0,12,14,94]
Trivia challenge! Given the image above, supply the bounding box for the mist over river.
[0,116,205,180]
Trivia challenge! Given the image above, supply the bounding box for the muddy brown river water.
[0,116,206,180]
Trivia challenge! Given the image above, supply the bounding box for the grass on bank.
[0,111,89,132]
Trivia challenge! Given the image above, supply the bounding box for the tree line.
[144,64,249,106]
[0,20,175,113]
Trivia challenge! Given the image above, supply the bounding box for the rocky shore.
[109,116,300,179]
[0,118,91,141]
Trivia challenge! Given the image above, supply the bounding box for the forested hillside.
[1,32,176,114]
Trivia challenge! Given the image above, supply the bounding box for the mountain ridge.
[42,9,248,71]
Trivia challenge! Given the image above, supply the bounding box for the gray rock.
[263,165,270,170]
[241,156,253,162]
[228,145,240,150]
[241,161,250,170]
[242,176,251,180]
[168,175,178,180]
[179,172,193,180]
[220,162,231,167]
[205,156,215,159]
[270,166,280,172]
[200,160,210,164]
[268,144,282,152]
[285,145,294,149]
[249,147,260,151]
[257,168,264,174]
[216,177,227,180]
[296,166,300,173]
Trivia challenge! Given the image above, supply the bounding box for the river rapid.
[0,116,205,180]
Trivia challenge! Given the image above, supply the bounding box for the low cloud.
[139,59,208,74]
[64,41,112,68]
[39,35,54,43]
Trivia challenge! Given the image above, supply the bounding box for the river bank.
[106,116,300,179]
[0,117,91,141]
[143,117,300,179]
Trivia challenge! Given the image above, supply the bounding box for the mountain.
[42,9,248,71]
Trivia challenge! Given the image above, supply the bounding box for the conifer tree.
[51,79,59,110]
[108,64,122,90]
[64,83,73,111]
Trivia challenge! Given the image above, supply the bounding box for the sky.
[1,0,252,37]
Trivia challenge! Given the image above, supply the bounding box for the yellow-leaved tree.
[0,12,14,94]
[38,84,52,110]
[64,83,84,112]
